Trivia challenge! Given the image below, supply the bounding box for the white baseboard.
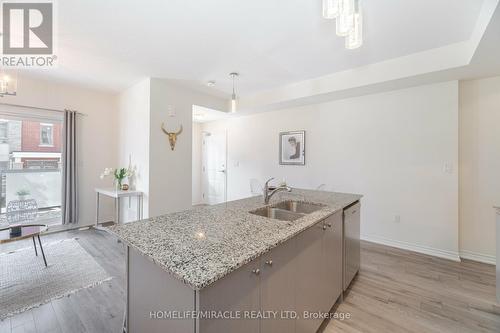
[361,234,461,262]
[459,250,496,265]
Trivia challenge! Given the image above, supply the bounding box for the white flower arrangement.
[100,167,135,191]
[100,167,134,180]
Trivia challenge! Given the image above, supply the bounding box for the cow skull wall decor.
[161,123,183,151]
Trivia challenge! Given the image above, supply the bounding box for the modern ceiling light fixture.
[0,71,17,97]
[346,4,363,49]
[229,72,238,113]
[322,0,340,19]
[322,0,363,49]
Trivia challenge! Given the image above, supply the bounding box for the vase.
[115,179,122,191]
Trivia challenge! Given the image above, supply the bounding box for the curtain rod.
[0,101,86,116]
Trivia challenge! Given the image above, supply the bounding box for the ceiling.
[21,0,486,98]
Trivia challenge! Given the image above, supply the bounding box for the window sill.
[39,144,54,148]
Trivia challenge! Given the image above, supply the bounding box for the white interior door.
[202,130,227,205]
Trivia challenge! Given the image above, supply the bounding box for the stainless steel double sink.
[249,200,326,222]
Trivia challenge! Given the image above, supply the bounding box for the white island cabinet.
[126,210,346,333]
[109,189,362,333]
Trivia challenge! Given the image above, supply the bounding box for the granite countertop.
[107,189,362,290]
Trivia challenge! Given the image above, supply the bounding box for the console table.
[95,188,143,226]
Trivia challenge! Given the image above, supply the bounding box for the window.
[0,121,7,143]
[40,123,53,146]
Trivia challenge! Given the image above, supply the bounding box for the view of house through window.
[40,123,54,146]
[0,115,63,226]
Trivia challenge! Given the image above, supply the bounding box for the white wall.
[202,81,460,260]
[192,122,203,205]
[118,78,151,220]
[148,79,193,217]
[148,78,226,217]
[459,76,500,263]
[118,78,226,219]
[2,75,119,225]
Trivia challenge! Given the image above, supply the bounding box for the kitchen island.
[108,189,362,333]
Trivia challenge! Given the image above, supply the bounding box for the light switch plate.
[443,163,453,174]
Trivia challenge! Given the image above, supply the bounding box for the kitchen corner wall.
[119,78,226,220]
[118,78,151,220]
[201,81,460,260]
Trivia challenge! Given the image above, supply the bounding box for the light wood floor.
[0,229,126,333]
[1,229,499,333]
[325,241,500,333]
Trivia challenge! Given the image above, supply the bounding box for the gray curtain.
[62,110,78,224]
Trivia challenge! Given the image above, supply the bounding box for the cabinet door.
[344,202,360,290]
[323,211,343,311]
[197,258,261,333]
[295,222,325,333]
[261,238,297,333]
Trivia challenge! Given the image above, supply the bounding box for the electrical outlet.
[394,215,401,223]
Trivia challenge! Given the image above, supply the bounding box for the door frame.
[201,129,227,205]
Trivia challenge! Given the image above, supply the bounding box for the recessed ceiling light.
[207,81,216,87]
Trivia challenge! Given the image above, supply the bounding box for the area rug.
[0,238,112,319]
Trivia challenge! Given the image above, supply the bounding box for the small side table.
[95,188,143,226]
[0,224,48,267]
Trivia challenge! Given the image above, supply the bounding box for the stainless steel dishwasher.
[343,201,360,291]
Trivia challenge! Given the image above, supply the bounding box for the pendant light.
[336,0,355,36]
[346,4,362,49]
[0,70,17,97]
[229,72,238,113]
[322,0,363,49]
[322,0,340,19]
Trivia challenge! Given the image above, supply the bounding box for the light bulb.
[231,96,236,113]
[345,2,362,49]
[229,72,239,113]
[323,0,340,19]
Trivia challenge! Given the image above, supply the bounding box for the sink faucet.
[264,177,292,204]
